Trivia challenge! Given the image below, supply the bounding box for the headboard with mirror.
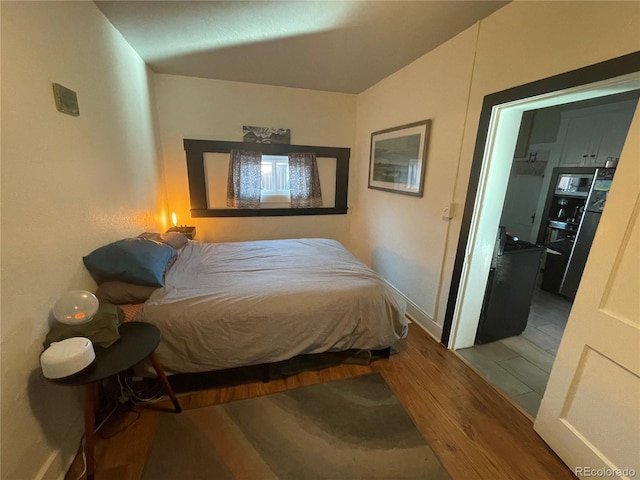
[184,139,350,217]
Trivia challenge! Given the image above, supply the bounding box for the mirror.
[184,139,350,217]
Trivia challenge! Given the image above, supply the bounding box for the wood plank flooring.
[65,325,576,480]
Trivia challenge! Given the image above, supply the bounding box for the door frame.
[441,51,640,349]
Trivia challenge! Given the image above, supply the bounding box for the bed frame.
[166,347,392,394]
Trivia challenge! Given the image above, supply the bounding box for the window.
[261,155,290,204]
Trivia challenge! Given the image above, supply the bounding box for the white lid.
[40,337,95,379]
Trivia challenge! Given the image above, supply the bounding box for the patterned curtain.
[288,152,323,208]
[226,150,262,208]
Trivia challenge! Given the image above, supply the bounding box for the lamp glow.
[171,212,177,227]
[53,290,99,325]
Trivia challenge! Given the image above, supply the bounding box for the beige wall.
[351,1,640,338]
[1,2,166,479]
[351,26,478,337]
[153,74,357,245]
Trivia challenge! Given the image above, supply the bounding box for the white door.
[534,106,640,478]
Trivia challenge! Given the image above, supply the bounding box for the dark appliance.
[476,227,544,344]
[559,168,615,298]
[538,167,596,294]
[537,167,596,249]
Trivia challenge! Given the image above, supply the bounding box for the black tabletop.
[51,322,161,386]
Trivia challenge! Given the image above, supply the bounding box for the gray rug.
[143,373,450,479]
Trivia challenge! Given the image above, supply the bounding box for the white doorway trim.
[448,71,640,350]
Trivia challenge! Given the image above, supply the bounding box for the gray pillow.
[95,280,157,305]
[138,231,189,250]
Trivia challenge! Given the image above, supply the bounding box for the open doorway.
[440,52,640,418]
[457,94,639,417]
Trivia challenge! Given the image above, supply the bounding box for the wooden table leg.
[149,352,182,413]
[84,383,96,480]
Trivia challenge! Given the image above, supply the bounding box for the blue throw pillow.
[83,238,176,287]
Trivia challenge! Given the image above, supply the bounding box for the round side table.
[50,321,181,480]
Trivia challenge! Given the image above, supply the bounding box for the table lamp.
[53,290,99,324]
[166,212,196,239]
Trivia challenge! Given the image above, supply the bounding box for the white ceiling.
[95,1,508,94]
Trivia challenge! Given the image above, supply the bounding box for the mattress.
[137,238,407,373]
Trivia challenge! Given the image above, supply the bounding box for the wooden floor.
[65,325,576,480]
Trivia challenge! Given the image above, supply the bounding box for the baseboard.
[35,418,82,480]
[383,280,443,342]
[405,306,443,342]
[35,449,71,480]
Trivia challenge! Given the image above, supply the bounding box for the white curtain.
[227,150,262,208]
[288,152,323,208]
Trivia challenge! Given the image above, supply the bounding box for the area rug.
[143,373,450,480]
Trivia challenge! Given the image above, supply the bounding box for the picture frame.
[368,119,431,197]
[52,83,79,116]
[242,125,291,144]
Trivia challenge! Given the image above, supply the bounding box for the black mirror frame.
[184,139,350,217]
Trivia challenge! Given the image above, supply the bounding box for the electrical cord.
[72,372,165,479]
[115,372,164,405]
[72,390,127,480]
[95,400,119,432]
[73,436,86,480]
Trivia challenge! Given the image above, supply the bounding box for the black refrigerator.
[476,228,544,344]
[559,168,615,298]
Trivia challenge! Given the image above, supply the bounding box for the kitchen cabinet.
[477,229,544,344]
[513,109,559,161]
[596,113,634,164]
[513,111,534,159]
[557,100,637,167]
[541,251,568,294]
[558,114,601,166]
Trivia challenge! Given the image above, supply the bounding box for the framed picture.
[368,119,431,197]
[52,83,79,116]
[243,126,291,144]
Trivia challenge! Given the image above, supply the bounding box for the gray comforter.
[137,238,407,373]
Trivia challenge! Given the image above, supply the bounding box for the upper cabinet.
[513,111,535,159]
[557,100,638,167]
[514,109,560,161]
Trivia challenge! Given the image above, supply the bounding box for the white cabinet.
[559,114,601,166]
[513,109,560,161]
[513,111,534,159]
[596,111,635,164]
[557,100,637,167]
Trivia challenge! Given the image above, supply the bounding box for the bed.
[128,238,406,373]
[84,236,407,374]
